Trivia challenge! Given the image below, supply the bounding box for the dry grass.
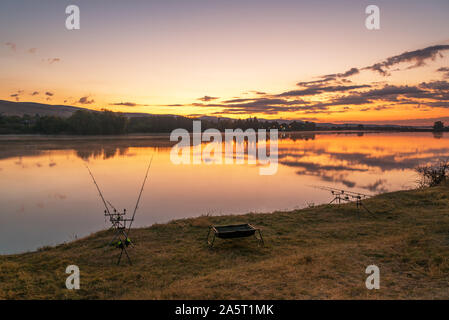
[1,186,449,299]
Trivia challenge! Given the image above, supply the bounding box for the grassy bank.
[1,186,449,299]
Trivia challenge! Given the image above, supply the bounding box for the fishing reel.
[112,237,132,249]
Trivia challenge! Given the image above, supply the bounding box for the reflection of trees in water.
[77,145,136,160]
[118,147,128,156]
[75,145,152,160]
[76,148,104,160]
[284,132,316,141]
[433,132,443,139]
[103,146,119,159]
[73,144,172,161]
[0,138,174,161]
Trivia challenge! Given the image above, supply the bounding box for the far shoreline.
[0,130,445,140]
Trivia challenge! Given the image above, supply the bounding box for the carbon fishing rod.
[106,200,119,213]
[85,164,112,215]
[307,185,371,198]
[127,154,154,235]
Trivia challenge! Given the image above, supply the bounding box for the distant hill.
[0,99,440,129]
[0,100,302,122]
[0,100,191,119]
[0,100,86,117]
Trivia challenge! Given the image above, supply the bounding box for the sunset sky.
[1,0,449,125]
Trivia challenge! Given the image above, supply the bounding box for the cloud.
[193,97,327,115]
[184,81,447,115]
[45,91,54,96]
[249,91,266,95]
[78,96,95,104]
[9,90,24,101]
[278,84,371,97]
[45,58,61,64]
[198,96,219,102]
[293,45,449,98]
[222,98,255,103]
[321,67,360,81]
[297,68,360,87]
[419,80,449,91]
[5,42,16,51]
[364,45,449,76]
[436,67,449,79]
[362,85,426,100]
[373,105,392,111]
[109,102,149,107]
[296,78,333,87]
[31,91,39,96]
[295,83,449,112]
[184,77,449,116]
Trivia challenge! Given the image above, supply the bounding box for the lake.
[0,131,447,254]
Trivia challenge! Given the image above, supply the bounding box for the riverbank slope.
[1,186,448,299]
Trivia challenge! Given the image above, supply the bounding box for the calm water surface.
[0,132,447,254]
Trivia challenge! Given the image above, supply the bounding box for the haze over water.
[0,131,447,254]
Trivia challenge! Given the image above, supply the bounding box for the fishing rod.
[127,154,154,235]
[85,164,112,215]
[106,200,118,213]
[308,185,371,198]
[316,185,370,197]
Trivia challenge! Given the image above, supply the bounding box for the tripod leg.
[361,202,374,216]
[104,229,120,252]
[117,248,123,265]
[206,227,211,244]
[123,246,132,265]
[207,233,215,248]
[256,230,265,247]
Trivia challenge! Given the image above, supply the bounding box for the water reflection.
[0,132,447,254]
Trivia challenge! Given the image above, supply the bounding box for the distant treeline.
[0,110,128,134]
[0,110,447,134]
[0,110,316,134]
